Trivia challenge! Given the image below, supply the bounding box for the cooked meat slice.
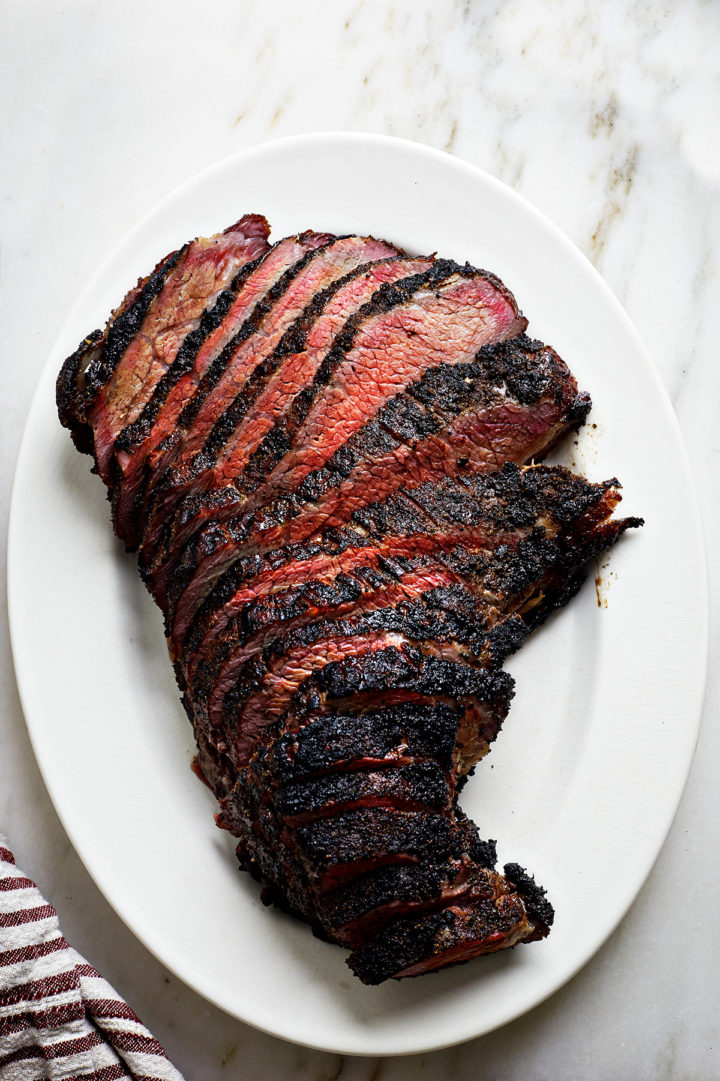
[145,260,527,608]
[283,643,516,776]
[181,490,606,703]
[162,360,589,646]
[159,257,432,550]
[169,510,494,659]
[57,247,183,454]
[195,254,433,489]
[216,608,520,767]
[139,235,402,556]
[185,563,469,730]
[325,856,498,948]
[182,465,638,767]
[222,771,500,951]
[212,703,466,844]
[168,450,604,657]
[293,808,456,891]
[176,454,571,663]
[59,215,272,487]
[265,703,463,780]
[169,237,401,466]
[347,864,553,983]
[240,335,589,547]
[221,633,419,765]
[203,636,512,783]
[245,262,527,509]
[111,230,335,543]
[349,458,617,540]
[274,761,452,825]
[233,804,459,896]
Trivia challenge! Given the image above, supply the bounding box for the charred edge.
[218,607,517,725]
[346,888,530,984]
[274,762,452,823]
[324,862,464,939]
[269,703,463,779]
[512,516,643,633]
[272,253,410,358]
[290,644,515,718]
[82,247,184,408]
[56,330,103,451]
[397,461,617,533]
[172,235,346,434]
[566,390,592,428]
[222,213,271,238]
[196,253,411,464]
[324,854,501,945]
[261,337,584,518]
[294,808,456,870]
[502,863,555,935]
[409,333,579,410]
[113,247,270,455]
[235,259,480,495]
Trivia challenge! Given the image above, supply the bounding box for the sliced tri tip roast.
[57,215,641,984]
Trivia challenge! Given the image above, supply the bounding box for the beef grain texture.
[56,214,642,985]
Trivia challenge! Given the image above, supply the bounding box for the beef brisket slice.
[246,261,527,508]
[163,340,586,643]
[178,463,634,691]
[261,703,463,780]
[216,611,518,767]
[149,259,528,612]
[347,865,552,983]
[112,230,335,544]
[57,246,183,454]
[325,854,501,949]
[274,761,452,825]
[140,235,401,565]
[73,215,272,488]
[246,334,590,545]
[280,643,516,775]
[293,807,456,890]
[161,257,433,557]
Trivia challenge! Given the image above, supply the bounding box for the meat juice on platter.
[56,215,642,984]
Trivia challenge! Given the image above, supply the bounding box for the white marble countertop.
[1,2,718,1077]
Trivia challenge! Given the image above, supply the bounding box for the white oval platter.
[8,133,708,1055]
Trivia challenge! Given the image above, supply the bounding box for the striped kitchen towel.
[0,838,185,1080]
